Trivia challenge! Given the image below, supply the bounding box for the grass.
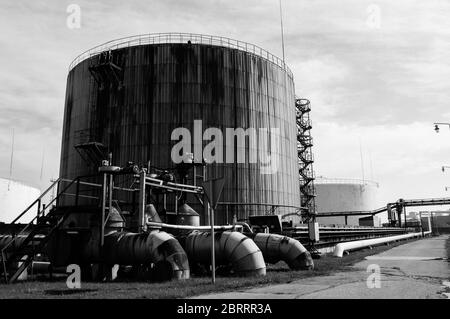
[0,238,420,299]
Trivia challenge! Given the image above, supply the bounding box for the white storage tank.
[0,178,41,223]
[314,177,380,226]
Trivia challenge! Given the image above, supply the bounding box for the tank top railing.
[68,33,292,77]
[315,177,379,187]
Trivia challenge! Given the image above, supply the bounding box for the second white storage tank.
[314,177,380,226]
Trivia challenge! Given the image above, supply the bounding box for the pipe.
[0,235,27,251]
[2,229,190,282]
[333,231,431,257]
[103,230,190,280]
[235,221,252,233]
[147,221,242,232]
[0,234,44,252]
[183,231,266,276]
[246,233,314,270]
[0,234,34,281]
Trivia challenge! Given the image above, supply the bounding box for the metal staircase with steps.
[295,98,317,222]
[88,50,125,90]
[0,177,83,283]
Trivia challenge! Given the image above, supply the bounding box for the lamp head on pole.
[434,124,440,133]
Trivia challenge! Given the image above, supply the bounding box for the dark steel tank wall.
[59,43,300,224]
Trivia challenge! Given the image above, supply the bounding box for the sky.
[1,0,450,211]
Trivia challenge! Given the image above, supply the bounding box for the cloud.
[314,120,450,205]
[0,0,449,207]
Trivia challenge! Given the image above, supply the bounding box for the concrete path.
[192,235,449,299]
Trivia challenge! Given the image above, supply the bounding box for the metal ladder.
[295,98,316,221]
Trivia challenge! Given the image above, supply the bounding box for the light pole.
[435,124,450,194]
[442,166,450,173]
[434,122,450,133]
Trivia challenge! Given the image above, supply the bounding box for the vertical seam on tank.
[233,50,238,221]
[265,59,273,206]
[149,45,154,163]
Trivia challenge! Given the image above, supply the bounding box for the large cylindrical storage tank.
[314,177,380,226]
[0,178,41,223]
[59,34,300,225]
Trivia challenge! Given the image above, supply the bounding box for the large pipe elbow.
[104,230,190,280]
[184,231,266,277]
[0,234,40,252]
[248,233,314,270]
[0,235,25,251]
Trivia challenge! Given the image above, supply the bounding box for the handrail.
[59,178,137,193]
[68,32,292,77]
[138,175,204,194]
[315,176,379,187]
[1,177,81,257]
[10,175,101,224]
[146,221,242,232]
[10,178,61,224]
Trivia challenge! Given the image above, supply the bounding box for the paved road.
[192,235,449,299]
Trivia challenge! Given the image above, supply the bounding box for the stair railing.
[1,176,85,281]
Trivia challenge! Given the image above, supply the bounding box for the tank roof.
[315,176,379,187]
[68,32,292,77]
